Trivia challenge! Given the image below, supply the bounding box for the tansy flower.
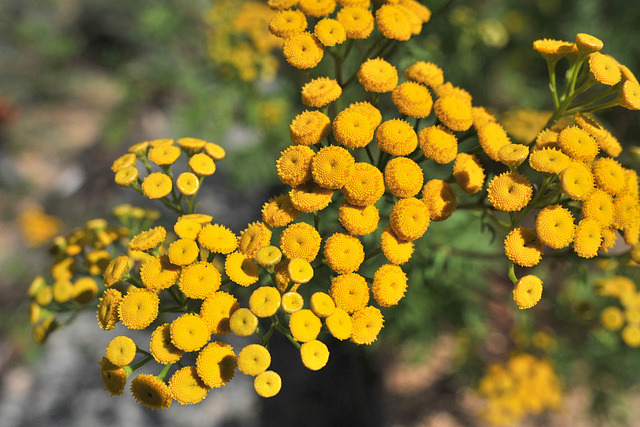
[200,291,239,335]
[384,157,424,198]
[204,142,225,160]
[114,166,139,187]
[376,4,411,41]
[189,153,216,176]
[289,181,334,212]
[225,251,259,287]
[229,308,259,337]
[338,202,379,235]
[269,10,307,38]
[326,307,352,340]
[357,58,398,93]
[106,335,137,367]
[620,64,639,84]
[624,217,639,246]
[375,119,418,156]
[168,238,199,266]
[53,279,73,304]
[558,126,598,162]
[323,233,365,274]
[281,291,304,313]
[255,246,283,268]
[528,148,570,174]
[350,306,384,345]
[238,221,272,259]
[311,145,355,189]
[268,0,299,10]
[625,170,640,199]
[198,224,238,254]
[421,179,457,221]
[289,309,322,342]
[170,314,210,352]
[498,144,529,169]
[478,122,512,162]
[178,213,213,224]
[595,130,622,158]
[573,217,603,258]
[329,273,369,314]
[118,288,159,330]
[381,225,414,265]
[289,110,331,146]
[535,128,560,150]
[148,145,181,166]
[487,172,533,212]
[617,80,640,110]
[337,6,374,39]
[282,32,323,69]
[314,18,346,47]
[310,292,335,317]
[405,61,444,88]
[613,194,640,230]
[419,125,458,164]
[504,227,543,267]
[389,197,430,241]
[169,366,209,405]
[141,172,172,200]
[177,137,206,152]
[347,101,382,128]
[276,145,315,186]
[434,96,473,132]
[622,325,640,347]
[332,109,375,149]
[97,288,122,330]
[589,52,621,86]
[196,341,237,388]
[130,374,173,409]
[342,162,385,206]
[174,218,202,240]
[561,162,594,200]
[372,264,407,307]
[287,258,314,284]
[238,344,271,376]
[592,157,626,195]
[301,77,342,108]
[280,222,322,262]
[254,371,282,398]
[111,153,137,172]
[149,138,173,148]
[128,140,150,156]
[536,205,575,249]
[433,82,472,106]
[391,82,433,118]
[298,0,336,18]
[262,194,300,227]
[99,357,128,396]
[512,275,543,309]
[249,286,281,317]
[150,323,184,364]
[576,33,603,54]
[532,38,577,61]
[601,306,625,331]
[103,255,129,287]
[453,153,485,194]
[300,340,329,371]
[397,4,422,34]
[179,261,221,299]
[472,107,497,130]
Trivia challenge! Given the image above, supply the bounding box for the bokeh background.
[2,0,640,426]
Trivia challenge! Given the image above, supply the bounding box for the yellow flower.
[276,145,315,187]
[196,341,237,388]
[150,323,184,364]
[177,137,206,152]
[280,222,322,262]
[103,255,129,287]
[391,82,433,118]
[592,157,626,196]
[249,286,281,318]
[617,80,640,110]
[289,181,334,213]
[338,202,379,235]
[498,143,529,168]
[372,264,407,307]
[140,255,181,291]
[114,166,139,187]
[174,218,202,240]
[97,288,122,331]
[262,194,300,227]
[189,153,216,176]
[433,82,472,105]
[389,197,430,241]
[130,374,173,409]
[73,277,98,305]
[311,145,355,189]
[230,308,259,337]
[326,307,352,340]
[106,335,137,367]
[254,370,282,398]
[282,32,323,69]
[129,226,166,251]
[528,148,570,174]
[269,10,307,38]
[288,258,314,284]
[238,221,272,259]
[324,233,365,274]
[302,77,341,108]
[238,344,272,376]
[595,130,622,158]
[342,162,385,206]
[405,61,443,88]
[561,161,594,201]
[198,224,238,254]
[255,245,283,268]
[399,0,431,22]
[289,309,322,342]
[281,291,304,313]
[357,57,398,93]
[298,0,336,17]
[384,157,423,198]
[99,357,128,396]
[168,238,199,266]
[536,205,575,249]
[310,292,335,317]
[504,227,543,267]
[434,96,473,132]
[148,145,180,167]
[380,225,414,265]
[600,227,618,253]
[575,33,603,54]
[512,275,543,309]
[421,179,457,221]
[582,190,614,229]
[170,314,210,352]
[180,261,221,299]
[204,142,226,160]
[128,140,150,156]
[347,101,382,128]
[419,125,458,164]
[300,340,329,371]
[558,126,598,162]
[601,306,625,331]
[613,194,640,230]
[200,291,239,335]
[111,153,137,172]
[487,172,533,212]
[588,52,621,86]
[225,251,259,287]
[329,273,369,314]
[376,4,411,41]
[289,110,331,146]
[337,6,374,39]
[314,18,346,46]
[535,128,560,150]
[141,172,172,199]
[149,138,174,148]
[168,366,209,405]
[478,122,512,162]
[332,108,375,149]
[453,153,485,194]
[118,288,159,330]
[573,218,602,259]
[268,0,299,10]
[622,325,640,347]
[350,306,384,345]
[574,112,607,139]
[375,119,418,156]
[532,38,577,61]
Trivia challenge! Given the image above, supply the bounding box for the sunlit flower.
[179,261,221,299]
[357,58,398,93]
[225,251,259,287]
[512,275,543,309]
[561,161,594,200]
[573,217,602,258]
[238,344,272,376]
[141,172,172,200]
[106,335,137,367]
[276,145,315,186]
[376,4,411,41]
[391,82,433,118]
[249,286,281,317]
[384,157,424,198]
[301,77,342,107]
[487,172,533,212]
[338,202,379,235]
[421,179,457,221]
[229,308,259,337]
[588,52,621,86]
[375,119,418,156]
[289,309,322,342]
[337,6,374,39]
[310,292,335,317]
[311,145,355,189]
[504,227,543,267]
[282,32,324,69]
[170,314,210,352]
[434,96,473,131]
[314,18,346,46]
[405,61,444,88]
[238,221,272,259]
[419,125,458,164]
[342,162,385,206]
[118,288,159,330]
[528,148,570,174]
[269,10,307,38]
[289,181,334,212]
[372,264,407,307]
[280,222,322,261]
[254,370,282,398]
[289,110,331,146]
[592,157,626,196]
[453,153,485,194]
[130,374,173,409]
[196,341,237,388]
[169,366,209,405]
[536,205,575,249]
[150,323,184,364]
[350,306,384,345]
[324,233,365,274]
[380,225,414,265]
[198,224,238,254]
[200,291,239,335]
[325,307,352,340]
[330,273,369,314]
[478,122,512,162]
[300,340,329,371]
[262,194,300,227]
[558,126,598,162]
[389,197,430,241]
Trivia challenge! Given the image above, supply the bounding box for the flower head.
[300,340,329,371]
[375,119,418,156]
[129,226,166,251]
[372,264,408,307]
[282,32,323,69]
[262,194,300,227]
[290,181,334,212]
[618,80,640,110]
[169,366,209,405]
[99,357,128,396]
[404,61,444,88]
[174,218,202,240]
[536,205,575,249]
[238,221,272,259]
[512,275,543,309]
[280,222,322,261]
[254,370,282,398]
[589,52,621,86]
[149,145,181,166]
[478,122,512,162]
[342,162,385,206]
[276,145,315,186]
[558,126,598,162]
[504,227,543,267]
[229,308,259,337]
[376,4,411,41]
[338,202,379,236]
[269,10,307,38]
[289,309,322,342]
[389,197,430,241]
[391,82,433,118]
[330,273,369,314]
[333,109,375,149]
[249,286,281,317]
[592,157,626,196]
[350,306,384,345]
[97,288,123,330]
[118,288,159,330]
[168,238,199,266]
[114,166,139,187]
[529,148,570,174]
[314,18,346,46]
[111,153,137,172]
[324,233,365,274]
[561,162,594,200]
[289,110,331,146]
[533,38,577,61]
[150,323,184,364]
[573,217,602,258]
[196,341,237,388]
[357,58,398,93]
[311,145,355,189]
[453,153,485,194]
[106,335,137,367]
[310,292,336,317]
[487,172,533,212]
[170,314,210,352]
[255,246,283,268]
[421,179,457,221]
[601,306,625,331]
[434,96,473,131]
[384,157,424,198]
[130,374,173,410]
[419,125,458,164]
[287,258,314,284]
[103,255,129,287]
[238,344,272,376]
[142,172,172,199]
[200,291,239,335]
[225,251,259,287]
[326,307,352,340]
[198,224,238,254]
[189,153,216,176]
[380,225,414,265]
[576,33,603,54]
[281,291,304,313]
[301,77,342,107]
[298,0,336,17]
[337,6,374,39]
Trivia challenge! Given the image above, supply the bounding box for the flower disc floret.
[289,309,322,342]
[179,261,221,299]
[276,145,315,186]
[168,366,209,405]
[225,251,259,287]
[249,286,281,318]
[375,119,418,156]
[419,125,458,164]
[311,145,355,189]
[389,197,430,241]
[558,126,598,162]
[372,264,408,307]
[118,288,159,330]
[301,77,342,107]
[342,163,385,206]
[421,179,457,221]
[200,291,239,335]
[487,172,533,212]
[198,224,238,254]
[384,157,424,198]
[536,205,575,249]
[314,18,346,46]
[513,275,543,309]
[280,222,321,262]
[329,273,369,314]
[504,227,543,267]
[289,110,331,146]
[350,306,384,345]
[573,217,602,258]
[300,340,329,371]
[338,202,379,235]
[141,172,172,199]
[196,341,237,388]
[170,314,210,352]
[168,238,199,266]
[323,233,365,274]
[282,32,323,70]
[130,374,172,410]
[357,58,398,93]
[391,82,433,118]
[434,96,473,132]
[238,344,272,376]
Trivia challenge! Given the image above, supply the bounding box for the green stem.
[157,363,173,382]
[508,260,518,285]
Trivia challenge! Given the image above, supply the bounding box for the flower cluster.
[596,275,640,347]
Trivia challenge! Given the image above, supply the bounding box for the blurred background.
[2,0,640,426]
